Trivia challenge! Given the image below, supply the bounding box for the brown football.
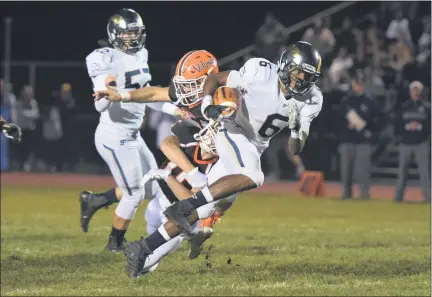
[212,86,240,117]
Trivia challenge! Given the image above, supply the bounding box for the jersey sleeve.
[226,58,273,90]
[170,119,201,145]
[299,87,323,136]
[85,48,113,91]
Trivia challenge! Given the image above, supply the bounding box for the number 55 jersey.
[225,58,323,154]
[85,47,152,133]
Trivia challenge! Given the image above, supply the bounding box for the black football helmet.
[107,9,146,54]
[277,41,322,98]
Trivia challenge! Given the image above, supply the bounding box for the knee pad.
[115,189,145,220]
[144,199,164,235]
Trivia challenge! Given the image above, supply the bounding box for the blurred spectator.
[363,66,386,105]
[255,12,288,63]
[328,47,353,87]
[52,83,77,170]
[394,81,431,202]
[0,79,17,123]
[302,17,336,65]
[338,17,362,56]
[337,71,385,199]
[41,98,63,172]
[364,16,381,67]
[388,31,414,84]
[316,69,334,93]
[416,16,431,65]
[15,85,39,172]
[386,9,412,47]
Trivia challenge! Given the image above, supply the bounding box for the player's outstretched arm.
[94,86,172,103]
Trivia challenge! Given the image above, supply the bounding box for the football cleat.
[125,237,152,278]
[163,199,195,234]
[188,226,214,259]
[79,191,99,233]
[105,235,127,253]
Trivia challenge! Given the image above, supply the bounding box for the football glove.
[1,121,22,143]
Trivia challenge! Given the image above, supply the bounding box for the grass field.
[1,185,431,296]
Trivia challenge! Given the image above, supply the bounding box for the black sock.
[110,227,126,243]
[103,188,118,204]
[188,191,209,209]
[144,230,168,252]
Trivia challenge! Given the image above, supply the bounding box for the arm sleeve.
[226,58,260,89]
[86,48,113,113]
[299,91,323,136]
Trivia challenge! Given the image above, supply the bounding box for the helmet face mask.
[277,41,321,97]
[107,9,146,54]
[194,122,218,157]
[173,76,206,107]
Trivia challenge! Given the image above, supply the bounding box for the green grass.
[1,185,431,296]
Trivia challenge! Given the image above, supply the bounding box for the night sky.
[2,1,344,62]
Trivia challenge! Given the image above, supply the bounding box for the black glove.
[2,122,22,143]
[204,105,230,121]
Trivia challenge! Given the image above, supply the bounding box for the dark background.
[4,1,364,62]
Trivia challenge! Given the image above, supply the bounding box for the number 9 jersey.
[225,58,323,154]
[85,47,152,132]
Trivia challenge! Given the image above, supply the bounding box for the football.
[212,86,240,118]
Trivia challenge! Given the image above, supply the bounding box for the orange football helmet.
[173,50,219,107]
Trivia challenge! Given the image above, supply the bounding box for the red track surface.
[1,172,424,201]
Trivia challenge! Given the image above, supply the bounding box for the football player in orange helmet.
[86,50,231,259]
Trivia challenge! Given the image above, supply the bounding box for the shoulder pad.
[136,47,149,63]
[239,58,275,83]
[85,47,114,77]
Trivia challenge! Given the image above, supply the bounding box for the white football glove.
[288,104,300,131]
[141,169,171,187]
[186,167,207,189]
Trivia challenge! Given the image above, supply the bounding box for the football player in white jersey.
[82,8,189,252]
[123,41,324,278]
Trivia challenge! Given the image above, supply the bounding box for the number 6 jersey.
[85,47,152,132]
[225,58,323,154]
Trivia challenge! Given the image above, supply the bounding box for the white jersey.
[226,58,323,153]
[85,47,152,133]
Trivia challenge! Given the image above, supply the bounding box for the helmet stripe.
[178,50,197,76]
